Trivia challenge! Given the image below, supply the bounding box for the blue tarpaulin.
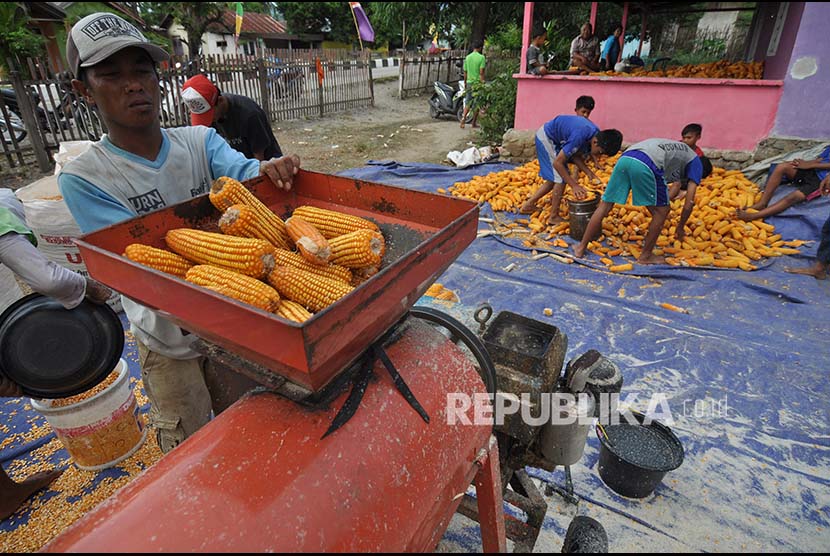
[339,161,830,552]
[2,160,828,552]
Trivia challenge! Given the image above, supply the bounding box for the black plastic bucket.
[596,411,684,498]
[568,197,599,241]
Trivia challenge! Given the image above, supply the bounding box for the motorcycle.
[0,87,62,144]
[428,78,472,124]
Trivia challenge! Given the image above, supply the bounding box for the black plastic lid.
[0,293,124,399]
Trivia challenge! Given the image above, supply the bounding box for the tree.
[139,2,229,59]
[0,4,45,70]
[275,2,356,44]
[369,2,441,50]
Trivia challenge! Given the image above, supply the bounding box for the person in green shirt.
[461,42,486,129]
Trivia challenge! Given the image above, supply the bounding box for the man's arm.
[205,127,300,191]
[571,153,599,182]
[552,151,587,199]
[0,231,104,309]
[675,181,698,241]
[791,159,830,171]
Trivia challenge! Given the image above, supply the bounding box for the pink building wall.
[513,75,783,152]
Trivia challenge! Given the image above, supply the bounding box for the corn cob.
[186,265,281,313]
[285,216,331,265]
[328,229,385,269]
[267,266,354,312]
[350,266,379,287]
[218,204,291,250]
[165,228,275,279]
[273,248,352,284]
[123,244,193,278]
[210,176,291,249]
[291,205,379,239]
[277,300,313,323]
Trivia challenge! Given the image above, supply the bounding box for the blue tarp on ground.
[339,161,830,552]
[2,160,828,552]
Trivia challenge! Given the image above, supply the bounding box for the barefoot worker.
[520,114,622,226]
[785,174,830,280]
[574,138,704,265]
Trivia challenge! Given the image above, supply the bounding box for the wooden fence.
[398,50,520,99]
[0,49,374,173]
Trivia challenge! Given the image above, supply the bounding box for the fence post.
[316,57,324,118]
[7,58,52,172]
[398,54,405,99]
[366,52,374,107]
[255,57,272,124]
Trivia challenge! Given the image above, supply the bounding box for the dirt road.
[273,78,480,173]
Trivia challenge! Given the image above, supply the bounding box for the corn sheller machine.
[44,171,622,553]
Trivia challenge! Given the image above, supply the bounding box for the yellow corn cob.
[285,216,331,265]
[291,205,380,239]
[277,300,313,323]
[210,177,290,249]
[267,266,354,312]
[186,265,281,313]
[218,204,291,250]
[328,229,385,269]
[123,244,193,278]
[165,228,275,279]
[273,248,352,284]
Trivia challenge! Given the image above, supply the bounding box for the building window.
[217,40,228,49]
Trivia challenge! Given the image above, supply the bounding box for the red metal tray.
[74,170,479,392]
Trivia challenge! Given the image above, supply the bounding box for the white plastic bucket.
[31,358,146,471]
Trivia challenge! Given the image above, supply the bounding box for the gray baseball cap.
[67,12,169,77]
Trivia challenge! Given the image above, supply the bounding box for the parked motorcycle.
[0,87,62,144]
[428,79,472,124]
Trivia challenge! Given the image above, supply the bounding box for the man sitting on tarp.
[737,144,830,222]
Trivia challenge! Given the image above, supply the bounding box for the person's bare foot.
[519,201,537,215]
[785,265,828,280]
[638,254,666,265]
[0,469,64,520]
[548,215,565,226]
[736,209,758,222]
[459,122,465,129]
[572,244,586,258]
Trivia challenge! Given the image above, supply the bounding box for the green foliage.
[369,2,442,50]
[472,58,519,144]
[275,2,357,44]
[487,22,522,53]
[138,2,228,58]
[0,4,45,69]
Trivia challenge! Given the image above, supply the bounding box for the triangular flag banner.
[349,2,375,43]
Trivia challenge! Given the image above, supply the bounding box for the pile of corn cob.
[588,60,764,80]
[123,177,385,321]
[449,156,806,271]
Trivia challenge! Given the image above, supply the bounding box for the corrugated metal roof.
[208,10,287,36]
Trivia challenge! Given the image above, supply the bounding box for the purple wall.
[755,2,805,80]
[773,2,830,139]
